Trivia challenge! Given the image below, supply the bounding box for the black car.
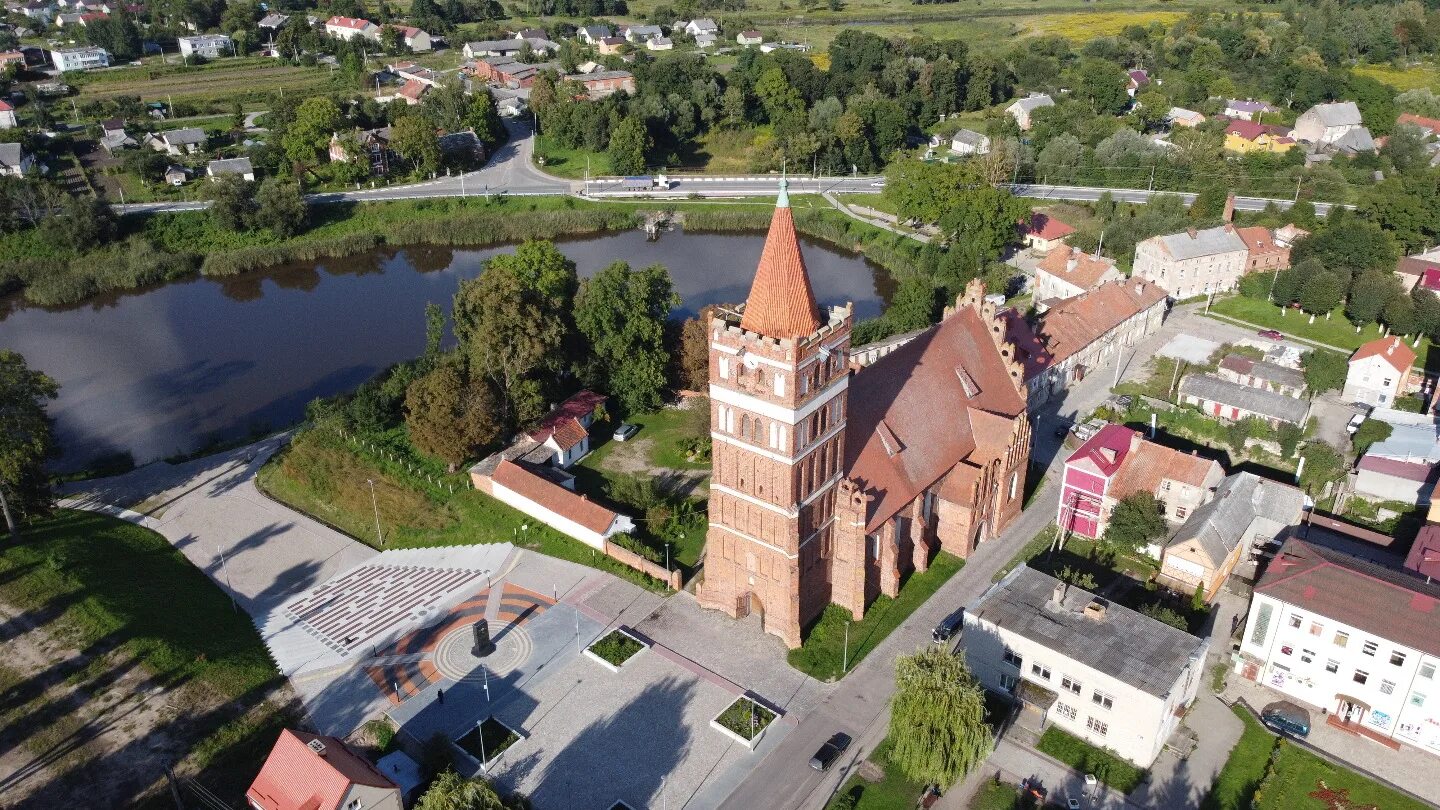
[932,610,964,644]
[809,733,852,771]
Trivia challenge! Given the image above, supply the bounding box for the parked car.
[932,610,964,644]
[1261,701,1311,738]
[613,423,639,442]
[870,180,886,187]
[1347,413,1366,435]
[1257,329,1284,340]
[809,733,852,771]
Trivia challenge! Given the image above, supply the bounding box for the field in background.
[1017,10,1187,39]
[1352,62,1440,92]
[74,58,347,110]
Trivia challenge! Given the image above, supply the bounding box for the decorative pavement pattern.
[284,565,483,657]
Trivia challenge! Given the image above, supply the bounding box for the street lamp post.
[665,542,671,572]
[366,479,383,545]
[842,621,850,673]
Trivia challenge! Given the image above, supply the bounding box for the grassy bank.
[0,510,289,807]
[828,738,928,810]
[789,552,964,681]
[256,428,669,591]
[1207,295,1431,367]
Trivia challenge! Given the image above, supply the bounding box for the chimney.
[1083,599,1108,621]
[306,738,327,756]
[1223,193,1235,223]
[1128,431,1142,453]
[1051,581,1066,607]
[1066,256,1079,273]
[1187,227,1198,239]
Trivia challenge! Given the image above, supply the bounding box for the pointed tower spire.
[739,180,822,340]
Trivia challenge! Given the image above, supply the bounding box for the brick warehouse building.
[696,183,1033,648]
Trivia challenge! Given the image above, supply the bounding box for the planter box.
[709,696,777,750]
[709,716,765,749]
[584,627,647,672]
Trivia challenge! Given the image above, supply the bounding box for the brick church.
[696,183,1034,648]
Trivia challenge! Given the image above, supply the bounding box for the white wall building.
[50,46,109,71]
[178,34,232,59]
[1132,225,1249,300]
[1343,336,1415,408]
[1294,101,1364,147]
[1238,537,1440,757]
[963,566,1209,767]
[485,460,634,550]
[1006,93,1054,131]
[325,15,380,42]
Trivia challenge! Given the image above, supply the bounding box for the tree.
[1141,603,1188,631]
[404,361,500,470]
[424,302,446,362]
[1035,133,1082,183]
[1352,419,1392,457]
[1103,492,1167,550]
[41,194,115,251]
[888,648,992,787]
[466,92,507,148]
[0,351,57,536]
[282,96,340,167]
[675,306,713,392]
[1075,58,1128,115]
[415,769,511,810]
[1277,422,1304,457]
[1299,441,1345,491]
[1384,294,1420,337]
[1302,349,1348,395]
[253,179,307,238]
[390,115,441,174]
[1299,272,1345,318]
[1188,182,1229,221]
[608,116,651,176]
[205,174,256,231]
[573,261,679,413]
[1345,270,1403,327]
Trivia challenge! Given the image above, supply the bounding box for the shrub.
[1036,726,1147,792]
[587,629,643,666]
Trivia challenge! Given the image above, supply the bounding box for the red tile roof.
[1036,246,1119,291]
[326,15,373,29]
[996,307,1053,380]
[845,289,1026,531]
[1035,277,1168,365]
[1350,335,1416,374]
[1066,424,1216,494]
[1398,112,1440,137]
[527,390,604,448]
[1258,537,1440,657]
[398,79,427,100]
[1406,524,1440,581]
[1023,212,1075,241]
[247,730,397,810]
[1236,225,1286,259]
[1356,454,1434,483]
[492,460,618,534]
[739,187,822,340]
[1225,120,1267,141]
[1397,256,1440,279]
[0,100,12,112]
[1066,423,1135,477]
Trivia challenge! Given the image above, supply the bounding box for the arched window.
[740,414,750,439]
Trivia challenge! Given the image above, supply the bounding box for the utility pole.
[366,478,383,545]
[1147,164,1155,192]
[842,621,850,673]
[1293,176,1302,202]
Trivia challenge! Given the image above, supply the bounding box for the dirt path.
[0,599,291,809]
[599,437,710,498]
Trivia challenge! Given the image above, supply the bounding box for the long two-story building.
[1132,225,1249,300]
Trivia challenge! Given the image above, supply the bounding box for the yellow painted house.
[1224,120,1296,154]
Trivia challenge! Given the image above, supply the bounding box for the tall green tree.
[205,175,256,232]
[573,261,679,413]
[1302,349,1348,395]
[888,648,993,787]
[282,96,341,168]
[404,360,500,470]
[415,769,513,810]
[390,115,442,174]
[608,116,651,176]
[1103,492,1167,550]
[1346,270,1403,327]
[0,352,57,536]
[1299,272,1345,317]
[253,179,307,238]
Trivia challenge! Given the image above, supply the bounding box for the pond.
[0,228,892,470]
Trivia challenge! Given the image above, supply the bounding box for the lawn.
[455,717,519,764]
[0,510,289,806]
[73,57,343,112]
[1257,740,1431,810]
[1351,62,1440,92]
[1017,10,1187,39]
[534,134,611,179]
[838,193,900,217]
[1207,295,1431,367]
[969,779,1032,810]
[1200,704,1275,810]
[788,552,964,681]
[1036,726,1147,793]
[828,738,928,810]
[257,428,669,591]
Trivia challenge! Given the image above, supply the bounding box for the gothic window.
[740,414,750,440]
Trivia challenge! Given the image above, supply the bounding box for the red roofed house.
[1236,225,1292,273]
[1396,248,1440,294]
[1031,245,1122,308]
[525,390,606,468]
[1343,336,1417,408]
[697,181,1033,648]
[1238,537,1440,754]
[483,460,635,549]
[0,99,15,130]
[1398,112,1440,139]
[1021,212,1075,254]
[1406,523,1440,581]
[325,15,380,41]
[1057,424,1223,539]
[1126,68,1149,95]
[247,729,402,810]
[389,24,432,51]
[1223,119,1295,153]
[1025,277,1169,406]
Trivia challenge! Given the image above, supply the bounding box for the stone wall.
[604,539,683,591]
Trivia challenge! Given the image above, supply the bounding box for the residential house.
[164,165,187,185]
[464,37,554,58]
[385,25,431,52]
[18,2,53,22]
[1273,224,1309,248]
[496,95,525,117]
[475,460,636,551]
[207,156,254,181]
[1006,93,1054,131]
[99,118,136,152]
[694,32,717,48]
[1395,247,1440,294]
[576,24,611,45]
[1238,537,1440,757]
[470,57,551,89]
[1132,225,1249,300]
[1398,112,1440,139]
[54,12,86,27]
[511,27,547,40]
[1020,212,1074,254]
[737,30,762,46]
[0,142,32,177]
[963,565,1208,767]
[695,185,1033,649]
[257,12,288,31]
[0,50,27,70]
[50,45,108,71]
[1167,107,1206,128]
[1158,472,1306,600]
[523,390,607,468]
[1032,246,1122,309]
[1025,277,1169,406]
[1363,408,1440,467]
[325,15,379,42]
[563,70,634,99]
[438,129,486,164]
[1354,455,1438,505]
[328,127,395,175]
[1343,336,1416,408]
[1126,68,1149,96]
[247,729,403,810]
[949,128,990,156]
[646,37,672,51]
[1294,101,1375,153]
[597,36,625,55]
[684,18,718,36]
[0,99,15,129]
[1237,225,1293,273]
[1404,524,1440,580]
[1223,99,1279,121]
[178,34,231,59]
[1177,374,1311,427]
[387,61,440,86]
[623,23,662,42]
[1057,423,1223,539]
[148,127,206,155]
[1223,120,1295,154]
[1216,354,1306,397]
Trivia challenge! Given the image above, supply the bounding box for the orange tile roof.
[1236,226,1286,258]
[492,460,618,534]
[1398,113,1440,137]
[1036,277,1169,365]
[739,184,822,340]
[1351,335,1416,373]
[1111,439,1218,498]
[549,417,588,451]
[1024,212,1075,241]
[247,730,397,810]
[1037,246,1120,291]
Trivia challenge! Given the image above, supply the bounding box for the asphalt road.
[112,122,1343,216]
